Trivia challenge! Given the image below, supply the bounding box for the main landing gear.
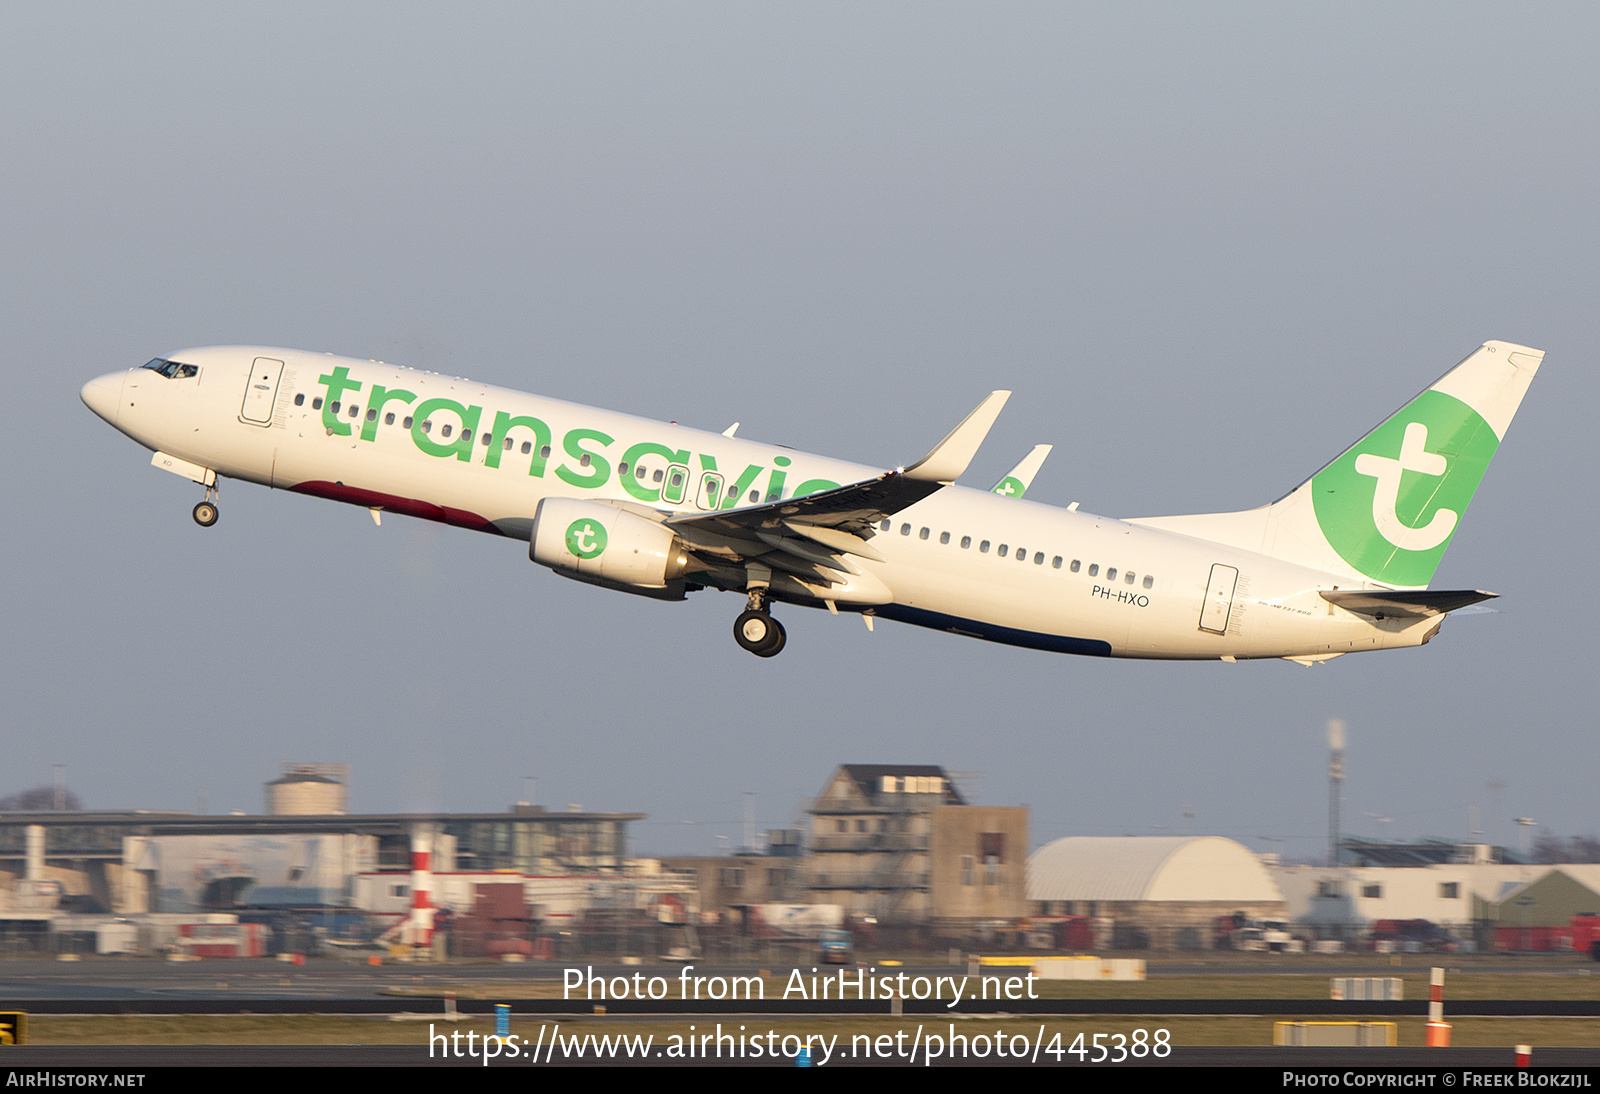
[734,610,786,657]
[192,483,219,527]
[733,586,786,657]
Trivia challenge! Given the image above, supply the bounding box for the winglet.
[991,444,1052,498]
[903,391,1011,483]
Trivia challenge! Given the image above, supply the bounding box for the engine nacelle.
[530,498,691,588]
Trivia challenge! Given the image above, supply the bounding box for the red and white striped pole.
[1425,966,1451,1046]
[409,824,436,950]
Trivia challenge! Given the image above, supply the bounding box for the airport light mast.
[1327,719,1345,868]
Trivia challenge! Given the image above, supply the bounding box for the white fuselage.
[82,346,1438,661]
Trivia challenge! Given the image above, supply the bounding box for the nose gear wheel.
[192,482,220,527]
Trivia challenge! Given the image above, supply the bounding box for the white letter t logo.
[1353,422,1458,551]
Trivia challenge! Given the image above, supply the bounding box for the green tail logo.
[1311,390,1499,587]
[992,476,1025,498]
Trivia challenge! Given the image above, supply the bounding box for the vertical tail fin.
[1127,340,1542,588]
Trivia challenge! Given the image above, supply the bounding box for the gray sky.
[4,3,1595,861]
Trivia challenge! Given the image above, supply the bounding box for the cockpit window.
[141,358,198,379]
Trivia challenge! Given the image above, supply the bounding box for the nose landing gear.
[192,483,219,527]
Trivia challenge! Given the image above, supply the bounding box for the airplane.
[80,340,1541,663]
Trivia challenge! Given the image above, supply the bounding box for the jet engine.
[530,497,692,590]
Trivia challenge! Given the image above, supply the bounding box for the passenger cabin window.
[901,523,911,536]
[403,416,413,428]
[618,462,629,476]
[652,469,663,482]
[421,420,432,433]
[385,412,396,425]
[482,433,492,446]
[1125,571,1135,584]
[1088,564,1099,576]
[348,405,359,418]
[880,520,891,531]
[1035,552,1045,565]
[579,454,591,467]
[1052,556,1062,569]
[979,540,990,553]
[939,532,950,545]
[294,393,305,406]
[312,398,323,410]
[961,536,971,549]
[1107,568,1117,581]
[502,437,512,450]
[1143,574,1154,589]
[330,401,341,414]
[541,445,552,459]
[1070,560,1081,572]
[919,527,930,540]
[441,424,453,438]
[521,441,533,454]
[998,545,1009,557]
[366,409,377,421]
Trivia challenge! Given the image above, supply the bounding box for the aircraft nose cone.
[80,372,124,426]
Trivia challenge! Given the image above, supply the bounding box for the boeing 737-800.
[80,340,1541,662]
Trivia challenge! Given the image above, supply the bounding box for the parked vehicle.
[818,929,855,965]
[1232,918,1294,952]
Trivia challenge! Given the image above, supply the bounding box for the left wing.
[667,390,1009,584]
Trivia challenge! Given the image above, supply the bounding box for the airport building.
[805,765,1028,937]
[1273,860,1600,950]
[14,762,1589,958]
[661,835,808,914]
[0,764,660,955]
[1028,836,1287,950]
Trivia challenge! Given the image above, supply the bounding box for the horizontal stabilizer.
[1321,589,1497,619]
[903,390,1011,484]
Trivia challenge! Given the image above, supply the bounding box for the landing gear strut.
[734,585,786,657]
[192,483,219,527]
